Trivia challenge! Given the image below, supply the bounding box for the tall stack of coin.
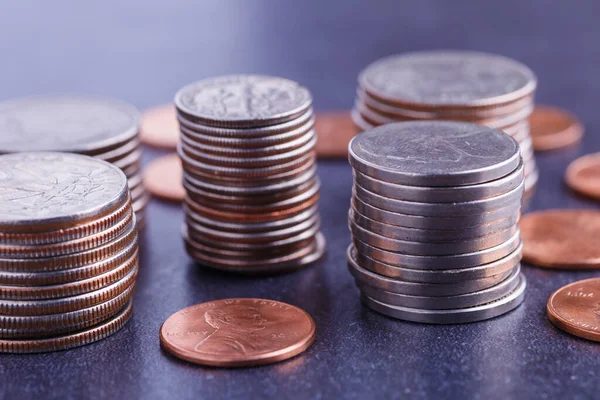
[174,75,325,273]
[0,96,148,226]
[347,122,526,324]
[0,153,138,353]
[353,51,538,200]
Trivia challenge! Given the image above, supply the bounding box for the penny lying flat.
[160,299,316,367]
[565,153,600,201]
[529,105,583,151]
[520,209,600,269]
[144,153,185,202]
[547,278,600,342]
[139,104,180,149]
[314,111,356,158]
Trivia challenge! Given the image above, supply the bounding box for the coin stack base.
[0,153,138,353]
[348,122,526,324]
[175,75,325,274]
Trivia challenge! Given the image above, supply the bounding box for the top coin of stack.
[0,152,138,353]
[0,96,148,227]
[353,51,538,200]
[174,75,325,274]
[347,121,526,324]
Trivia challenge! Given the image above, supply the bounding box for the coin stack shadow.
[352,50,538,202]
[0,153,138,353]
[0,96,148,227]
[174,75,326,273]
[347,121,526,324]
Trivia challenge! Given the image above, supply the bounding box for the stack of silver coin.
[0,96,148,227]
[353,51,538,202]
[347,121,526,324]
[174,75,325,274]
[0,153,138,353]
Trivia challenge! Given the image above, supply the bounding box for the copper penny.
[520,209,600,269]
[139,104,180,149]
[314,111,356,158]
[160,298,315,367]
[143,154,185,202]
[565,153,600,201]
[529,105,583,151]
[547,278,600,342]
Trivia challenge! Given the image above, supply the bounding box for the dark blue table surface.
[1,1,600,399]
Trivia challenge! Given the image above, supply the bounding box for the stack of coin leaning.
[353,50,538,201]
[174,74,325,273]
[347,121,526,324]
[0,96,148,226]
[0,153,138,353]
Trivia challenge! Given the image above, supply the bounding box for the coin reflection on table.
[159,298,316,367]
[529,105,583,151]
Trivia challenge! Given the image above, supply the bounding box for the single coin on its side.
[565,153,600,201]
[160,298,316,367]
[529,105,583,151]
[547,278,600,342]
[139,104,180,149]
[143,153,185,202]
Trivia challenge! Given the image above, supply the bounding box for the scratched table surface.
[1,1,600,399]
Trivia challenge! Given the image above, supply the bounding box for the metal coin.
[95,138,141,164]
[352,231,521,269]
[0,96,139,154]
[175,75,312,128]
[0,152,128,233]
[360,273,526,324]
[348,121,521,186]
[353,182,523,217]
[359,265,521,309]
[351,109,374,132]
[358,51,536,109]
[530,105,583,151]
[314,111,356,158]
[139,104,179,150]
[347,249,514,296]
[350,243,522,283]
[143,153,185,202]
[565,153,600,201]
[0,300,132,353]
[352,196,520,230]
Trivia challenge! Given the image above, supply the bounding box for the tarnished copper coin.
[529,105,583,151]
[160,298,316,367]
[565,153,600,201]
[143,154,184,202]
[520,210,600,269]
[139,104,179,149]
[547,278,600,342]
[314,111,356,158]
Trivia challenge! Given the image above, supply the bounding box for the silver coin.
[113,148,142,172]
[347,249,514,296]
[348,121,521,186]
[350,243,521,283]
[349,219,517,256]
[353,182,523,217]
[352,196,520,230]
[0,152,128,232]
[95,138,141,164]
[351,109,374,132]
[359,265,521,309]
[349,207,518,242]
[352,231,521,269]
[0,96,139,154]
[359,51,537,108]
[353,159,523,203]
[361,274,526,324]
[175,75,312,128]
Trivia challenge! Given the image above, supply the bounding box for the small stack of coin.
[353,51,538,201]
[347,121,526,324]
[174,75,325,273]
[0,152,138,353]
[0,96,148,227]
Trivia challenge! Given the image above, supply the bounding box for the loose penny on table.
[547,278,600,342]
[139,104,180,149]
[143,153,185,202]
[160,299,316,367]
[565,153,600,201]
[529,105,583,151]
[314,111,356,158]
[520,209,600,269]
